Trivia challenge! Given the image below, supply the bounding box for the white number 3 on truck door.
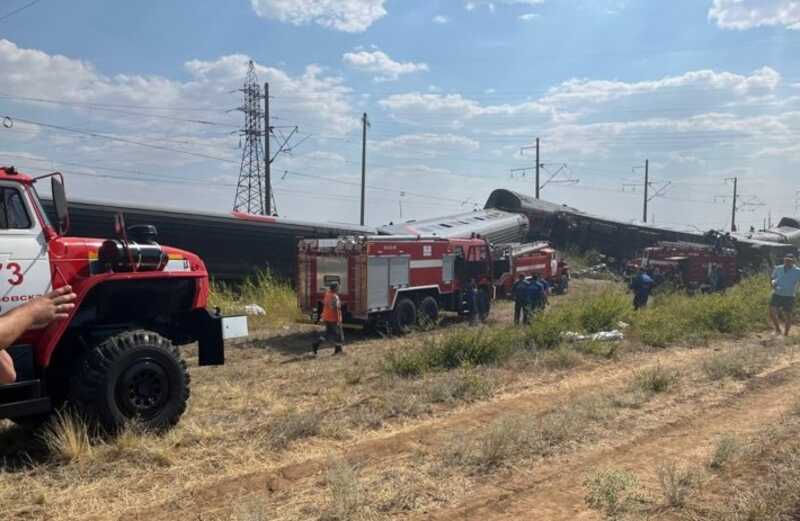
[0,183,52,313]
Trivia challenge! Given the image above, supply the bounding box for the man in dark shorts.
[770,255,800,337]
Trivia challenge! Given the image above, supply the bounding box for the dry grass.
[265,408,322,450]
[584,468,642,519]
[709,433,740,470]
[702,345,772,381]
[440,381,658,474]
[656,461,695,508]
[632,365,679,394]
[2,278,799,521]
[39,412,94,463]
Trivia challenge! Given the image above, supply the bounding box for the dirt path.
[120,342,753,521]
[422,360,800,521]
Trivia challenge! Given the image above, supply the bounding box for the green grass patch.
[578,290,630,334]
[631,275,771,347]
[386,275,773,378]
[209,270,301,329]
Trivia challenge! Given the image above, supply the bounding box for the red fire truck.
[0,166,247,432]
[493,242,570,296]
[628,241,739,291]
[297,236,494,333]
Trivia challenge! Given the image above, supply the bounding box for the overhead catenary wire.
[0,0,43,22]
[4,160,467,212]
[0,93,240,128]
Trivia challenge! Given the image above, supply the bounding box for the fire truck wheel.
[420,296,439,323]
[477,288,491,321]
[70,330,190,432]
[391,298,417,335]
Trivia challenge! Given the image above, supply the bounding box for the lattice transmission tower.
[233,60,266,215]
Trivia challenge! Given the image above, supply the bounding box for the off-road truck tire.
[70,330,189,432]
[419,296,439,323]
[391,298,417,335]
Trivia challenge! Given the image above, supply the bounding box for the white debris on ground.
[571,263,614,280]
[562,330,625,342]
[244,304,266,316]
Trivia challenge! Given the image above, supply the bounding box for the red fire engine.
[297,236,494,332]
[0,166,246,432]
[493,242,570,297]
[628,241,739,291]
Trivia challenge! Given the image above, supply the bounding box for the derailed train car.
[378,208,530,245]
[737,217,800,252]
[42,198,374,281]
[485,189,795,268]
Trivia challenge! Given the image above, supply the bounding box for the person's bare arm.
[0,286,77,351]
[0,351,15,384]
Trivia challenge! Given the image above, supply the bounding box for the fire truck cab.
[0,166,247,432]
[298,235,493,333]
[493,242,570,296]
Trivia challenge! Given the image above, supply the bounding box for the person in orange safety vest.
[312,282,344,356]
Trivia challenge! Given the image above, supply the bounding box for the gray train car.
[378,208,529,245]
[41,198,374,281]
[738,217,800,252]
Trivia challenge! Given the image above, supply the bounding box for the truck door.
[0,183,52,314]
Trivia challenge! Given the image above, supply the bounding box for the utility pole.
[264,82,271,216]
[517,138,541,199]
[642,159,649,223]
[726,177,738,232]
[233,60,266,215]
[625,159,668,224]
[535,137,540,199]
[360,112,369,226]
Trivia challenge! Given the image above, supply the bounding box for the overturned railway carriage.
[485,189,795,268]
[41,199,373,281]
[737,217,800,252]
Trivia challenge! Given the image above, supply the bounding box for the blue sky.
[1,0,799,230]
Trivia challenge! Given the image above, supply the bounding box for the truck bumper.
[190,310,249,366]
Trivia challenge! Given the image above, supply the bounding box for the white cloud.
[541,67,781,105]
[0,39,358,139]
[466,0,544,11]
[709,0,800,30]
[518,13,540,21]
[372,133,480,157]
[432,15,449,24]
[379,92,549,119]
[342,50,429,82]
[249,0,387,32]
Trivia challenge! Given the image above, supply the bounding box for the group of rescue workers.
[510,273,551,325]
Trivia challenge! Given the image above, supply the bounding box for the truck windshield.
[28,185,53,229]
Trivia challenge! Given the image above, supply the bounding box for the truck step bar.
[0,379,51,419]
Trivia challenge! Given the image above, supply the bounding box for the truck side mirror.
[51,176,69,234]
